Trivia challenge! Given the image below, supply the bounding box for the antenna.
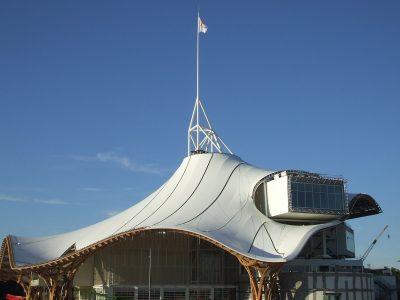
[187,14,233,156]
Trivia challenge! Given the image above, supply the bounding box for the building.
[0,16,383,300]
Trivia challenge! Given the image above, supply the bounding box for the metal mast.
[187,14,233,156]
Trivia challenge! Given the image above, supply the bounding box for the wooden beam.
[2,226,285,300]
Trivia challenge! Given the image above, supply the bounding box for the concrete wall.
[280,271,374,300]
[373,275,397,300]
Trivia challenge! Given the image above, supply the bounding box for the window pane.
[328,194,335,209]
[335,194,343,209]
[321,193,328,209]
[288,177,345,213]
[328,185,335,194]
[298,192,305,207]
[314,193,321,208]
[320,185,327,193]
[305,192,313,207]
[292,191,298,207]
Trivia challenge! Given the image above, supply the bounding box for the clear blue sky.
[1,1,399,268]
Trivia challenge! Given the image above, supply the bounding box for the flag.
[198,16,208,33]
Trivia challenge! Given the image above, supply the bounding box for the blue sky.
[0,1,399,268]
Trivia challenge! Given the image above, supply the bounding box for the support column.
[16,273,31,299]
[238,257,283,300]
[30,286,42,300]
[40,274,59,300]
[38,256,86,300]
[265,268,281,300]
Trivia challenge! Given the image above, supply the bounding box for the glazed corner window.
[254,182,267,215]
[290,179,345,211]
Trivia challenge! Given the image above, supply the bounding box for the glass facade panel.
[189,289,211,300]
[335,194,343,209]
[214,288,236,300]
[290,177,345,212]
[298,192,305,207]
[292,191,298,207]
[305,192,312,208]
[328,194,335,209]
[321,193,328,208]
[164,289,186,300]
[313,193,321,208]
[138,288,160,300]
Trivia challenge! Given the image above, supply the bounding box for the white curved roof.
[10,153,340,266]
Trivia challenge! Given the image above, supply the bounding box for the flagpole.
[196,12,200,151]
[187,16,233,156]
[197,12,200,100]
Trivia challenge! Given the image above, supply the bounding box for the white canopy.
[10,153,340,266]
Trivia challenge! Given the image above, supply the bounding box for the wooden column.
[60,259,83,300]
[238,257,283,300]
[16,273,32,300]
[40,274,58,300]
[29,286,42,300]
[38,256,86,300]
[265,266,282,300]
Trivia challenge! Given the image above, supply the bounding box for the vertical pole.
[148,247,151,300]
[196,13,200,151]
[196,13,200,100]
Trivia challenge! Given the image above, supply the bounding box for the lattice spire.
[187,14,233,156]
